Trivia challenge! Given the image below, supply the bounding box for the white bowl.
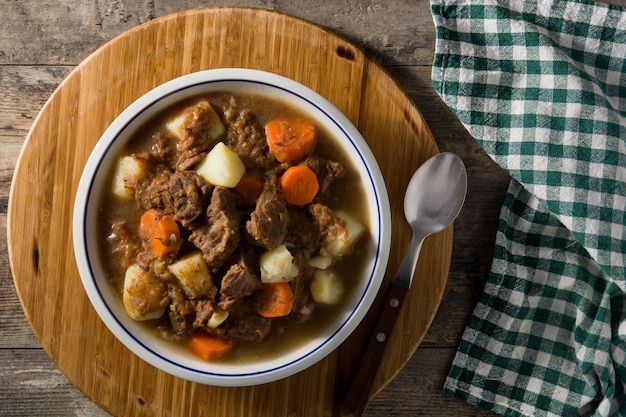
[73,68,391,386]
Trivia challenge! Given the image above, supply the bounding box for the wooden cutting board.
[7,7,452,417]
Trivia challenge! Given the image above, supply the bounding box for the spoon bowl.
[405,152,468,234]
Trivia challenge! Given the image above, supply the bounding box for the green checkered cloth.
[431,0,626,416]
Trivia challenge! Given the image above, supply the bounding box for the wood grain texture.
[0,0,436,67]
[0,0,536,416]
[7,7,454,417]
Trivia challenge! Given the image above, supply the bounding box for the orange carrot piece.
[139,209,181,258]
[279,165,319,206]
[265,117,316,163]
[256,282,295,318]
[188,331,233,361]
[233,172,264,206]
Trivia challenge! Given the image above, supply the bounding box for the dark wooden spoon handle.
[340,282,409,417]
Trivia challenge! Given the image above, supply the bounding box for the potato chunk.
[324,210,365,257]
[259,244,299,283]
[111,155,145,199]
[165,100,225,141]
[310,269,344,305]
[123,263,167,321]
[195,142,246,188]
[307,254,333,270]
[167,251,215,298]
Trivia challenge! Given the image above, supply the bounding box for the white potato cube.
[307,254,333,270]
[207,308,230,329]
[165,100,225,141]
[111,155,145,199]
[123,263,167,321]
[259,244,299,283]
[195,142,246,188]
[311,270,344,305]
[324,210,365,257]
[167,251,215,298]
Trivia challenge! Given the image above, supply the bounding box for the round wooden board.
[7,7,452,417]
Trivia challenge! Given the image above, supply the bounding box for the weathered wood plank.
[0,66,73,204]
[367,347,501,416]
[0,349,111,417]
[0,0,437,67]
[0,66,71,135]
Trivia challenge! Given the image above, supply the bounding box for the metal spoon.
[341,152,467,417]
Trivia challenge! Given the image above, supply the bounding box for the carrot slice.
[233,172,264,206]
[188,331,233,361]
[139,209,181,258]
[256,282,295,318]
[279,165,319,206]
[265,117,316,163]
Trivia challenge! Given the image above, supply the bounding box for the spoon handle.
[340,281,409,417]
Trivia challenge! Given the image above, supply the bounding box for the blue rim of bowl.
[81,74,385,381]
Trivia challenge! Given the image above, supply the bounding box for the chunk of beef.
[106,220,140,272]
[134,131,176,170]
[175,104,218,171]
[307,202,347,251]
[303,156,345,193]
[189,187,241,271]
[225,110,275,171]
[210,93,238,124]
[136,251,176,282]
[284,207,320,259]
[224,307,272,342]
[135,249,153,272]
[161,287,220,341]
[167,284,194,337]
[150,131,174,164]
[168,171,212,227]
[290,265,316,323]
[135,170,173,211]
[246,175,288,250]
[192,297,216,329]
[219,264,262,308]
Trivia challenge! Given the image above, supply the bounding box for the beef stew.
[97,91,369,363]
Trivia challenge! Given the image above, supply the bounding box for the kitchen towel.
[431,0,626,416]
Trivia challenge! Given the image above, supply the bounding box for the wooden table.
[0,1,513,416]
